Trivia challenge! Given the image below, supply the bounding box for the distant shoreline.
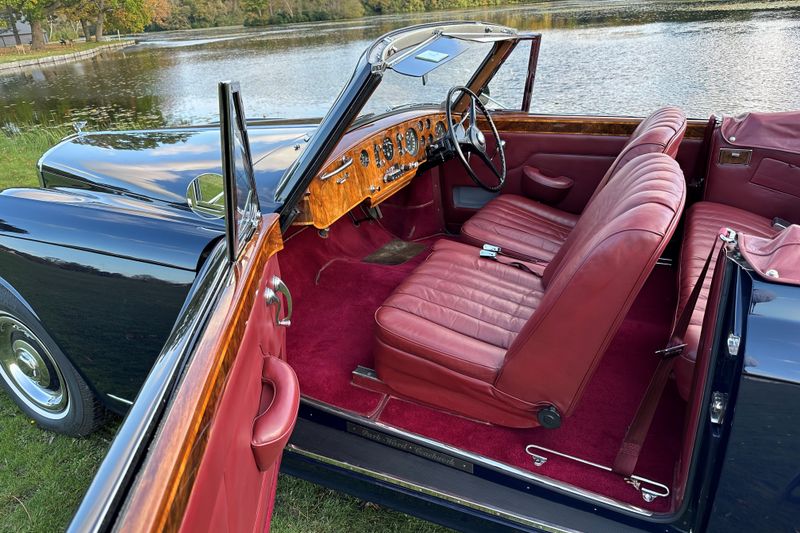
[0,41,135,75]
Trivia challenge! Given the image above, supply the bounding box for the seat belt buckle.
[654,344,686,360]
[482,244,501,253]
[772,217,790,231]
[479,249,498,259]
[719,228,737,243]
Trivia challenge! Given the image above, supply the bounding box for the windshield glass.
[358,39,494,119]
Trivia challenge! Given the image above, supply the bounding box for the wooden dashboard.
[294,111,447,229]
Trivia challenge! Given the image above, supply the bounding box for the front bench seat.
[460,106,687,263]
[375,153,686,427]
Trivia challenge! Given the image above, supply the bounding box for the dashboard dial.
[359,149,370,167]
[434,121,446,139]
[405,128,419,156]
[425,118,431,130]
[382,137,394,161]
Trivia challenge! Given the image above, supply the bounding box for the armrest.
[521,166,574,205]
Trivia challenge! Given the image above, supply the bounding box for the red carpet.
[281,216,684,512]
[377,265,684,512]
[281,219,430,415]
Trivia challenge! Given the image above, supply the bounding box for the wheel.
[0,288,103,436]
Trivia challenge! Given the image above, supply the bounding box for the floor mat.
[363,239,427,265]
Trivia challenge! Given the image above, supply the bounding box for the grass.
[0,42,123,65]
[0,125,449,532]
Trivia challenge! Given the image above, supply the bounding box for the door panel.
[181,251,296,533]
[114,215,298,532]
[441,113,706,231]
[705,128,800,224]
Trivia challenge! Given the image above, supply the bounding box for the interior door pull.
[251,356,299,471]
[264,276,292,327]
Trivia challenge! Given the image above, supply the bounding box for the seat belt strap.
[479,245,544,276]
[612,237,721,477]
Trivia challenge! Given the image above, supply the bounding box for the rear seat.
[675,201,778,399]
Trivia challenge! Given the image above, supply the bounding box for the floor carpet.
[281,218,684,512]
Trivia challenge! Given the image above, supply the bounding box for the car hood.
[38,122,318,217]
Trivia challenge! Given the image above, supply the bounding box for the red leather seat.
[461,106,687,262]
[375,153,686,427]
[674,202,777,400]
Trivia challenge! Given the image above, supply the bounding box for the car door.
[69,82,299,533]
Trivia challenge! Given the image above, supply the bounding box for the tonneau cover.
[721,110,800,154]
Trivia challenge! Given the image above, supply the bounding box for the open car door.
[69,82,299,532]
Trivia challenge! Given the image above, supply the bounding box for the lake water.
[1,0,800,128]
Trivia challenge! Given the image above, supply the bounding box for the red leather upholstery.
[674,202,776,399]
[457,194,577,262]
[461,107,687,262]
[375,153,686,427]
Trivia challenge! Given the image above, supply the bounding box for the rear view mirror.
[187,172,225,219]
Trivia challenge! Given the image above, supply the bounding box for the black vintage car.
[0,22,798,532]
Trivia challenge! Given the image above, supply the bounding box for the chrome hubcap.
[0,314,68,419]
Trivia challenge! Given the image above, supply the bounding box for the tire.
[0,287,103,436]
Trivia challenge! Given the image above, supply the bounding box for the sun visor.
[389,36,470,78]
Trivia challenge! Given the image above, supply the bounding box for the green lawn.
[0,127,448,532]
[0,42,121,65]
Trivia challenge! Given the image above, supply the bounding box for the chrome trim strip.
[106,394,134,406]
[286,444,577,533]
[299,397,657,518]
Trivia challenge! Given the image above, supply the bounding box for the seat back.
[496,153,685,417]
[586,106,687,205]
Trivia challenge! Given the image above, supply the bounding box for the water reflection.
[0,0,799,127]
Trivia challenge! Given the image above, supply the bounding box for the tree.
[1,0,63,49]
[3,6,22,45]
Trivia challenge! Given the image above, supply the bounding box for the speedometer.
[382,137,394,161]
[405,128,419,156]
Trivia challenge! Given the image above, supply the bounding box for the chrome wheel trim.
[0,313,69,420]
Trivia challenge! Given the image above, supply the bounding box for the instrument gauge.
[425,118,432,130]
[359,149,370,167]
[405,128,419,156]
[382,137,394,161]
[435,121,446,139]
[374,143,382,166]
[417,120,424,131]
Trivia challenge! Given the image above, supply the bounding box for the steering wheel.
[445,86,506,192]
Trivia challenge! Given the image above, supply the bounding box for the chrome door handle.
[264,275,292,327]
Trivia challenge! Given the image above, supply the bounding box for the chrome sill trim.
[286,444,577,533]
[299,396,657,518]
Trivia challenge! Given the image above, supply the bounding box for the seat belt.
[612,236,721,477]
[479,244,543,276]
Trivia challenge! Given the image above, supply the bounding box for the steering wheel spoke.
[446,86,507,192]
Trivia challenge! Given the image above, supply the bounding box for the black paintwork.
[0,122,313,408]
[706,272,800,532]
[38,122,316,217]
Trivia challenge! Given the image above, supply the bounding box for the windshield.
[358,39,495,119]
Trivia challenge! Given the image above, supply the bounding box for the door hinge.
[710,391,729,425]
